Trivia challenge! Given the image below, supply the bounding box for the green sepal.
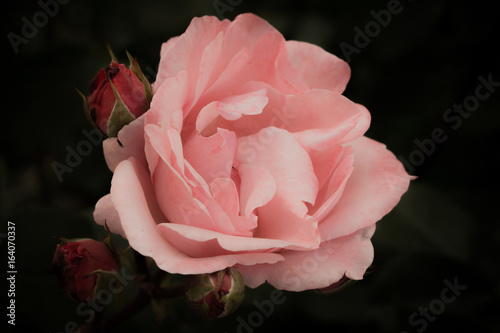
[53,236,70,245]
[87,269,125,300]
[126,50,153,106]
[100,222,121,266]
[218,268,245,319]
[106,39,119,63]
[75,87,99,130]
[107,80,136,137]
[149,275,172,326]
[116,246,138,281]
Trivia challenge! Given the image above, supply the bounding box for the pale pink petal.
[237,225,375,291]
[145,125,185,175]
[160,36,179,58]
[158,223,315,254]
[210,178,255,236]
[209,177,256,234]
[286,40,351,93]
[319,137,412,241]
[210,13,279,78]
[195,101,220,135]
[309,144,344,191]
[111,157,284,274]
[195,31,297,115]
[103,114,146,172]
[210,178,239,217]
[196,89,268,136]
[256,197,320,249]
[150,36,180,92]
[192,47,250,112]
[154,16,230,94]
[236,127,318,215]
[237,164,276,218]
[217,89,268,120]
[212,81,287,137]
[340,103,371,144]
[183,128,236,184]
[145,126,217,231]
[283,89,369,150]
[147,71,188,130]
[147,123,243,235]
[93,194,125,237]
[310,146,355,221]
[188,31,225,111]
[236,128,320,248]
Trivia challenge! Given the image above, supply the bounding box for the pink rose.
[93,13,412,291]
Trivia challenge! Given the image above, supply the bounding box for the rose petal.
[93,194,125,237]
[236,128,320,248]
[237,164,276,218]
[183,128,236,184]
[237,225,375,291]
[286,40,351,94]
[103,114,146,172]
[310,146,355,221]
[147,71,188,131]
[154,16,230,95]
[236,127,318,215]
[284,89,369,150]
[111,157,285,274]
[319,137,412,241]
[210,178,256,234]
[158,222,315,255]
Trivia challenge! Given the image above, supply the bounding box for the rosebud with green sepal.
[185,267,245,320]
[49,238,120,301]
[77,46,152,137]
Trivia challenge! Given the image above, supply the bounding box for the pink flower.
[93,13,412,292]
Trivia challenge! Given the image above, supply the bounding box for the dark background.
[2,0,499,332]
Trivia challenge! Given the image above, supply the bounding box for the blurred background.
[2,0,499,332]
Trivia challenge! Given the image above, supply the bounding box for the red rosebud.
[77,46,152,137]
[50,238,119,301]
[185,267,245,320]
